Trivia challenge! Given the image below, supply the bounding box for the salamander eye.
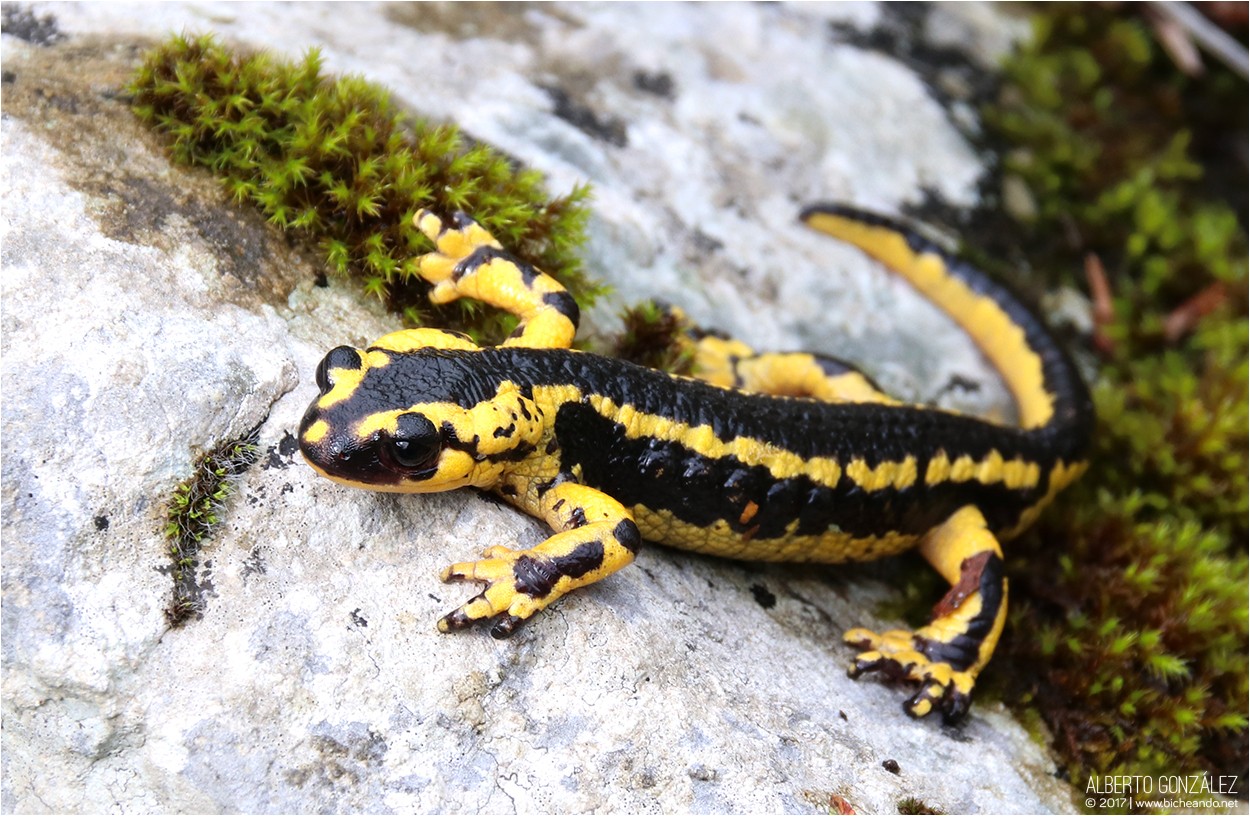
[316,346,362,393]
[386,413,442,475]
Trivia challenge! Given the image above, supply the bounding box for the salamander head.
[299,332,544,493]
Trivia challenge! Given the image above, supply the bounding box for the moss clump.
[128,33,599,342]
[979,5,1248,801]
[164,429,260,626]
[609,300,696,374]
[896,797,942,816]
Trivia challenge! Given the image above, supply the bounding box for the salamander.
[298,204,1094,721]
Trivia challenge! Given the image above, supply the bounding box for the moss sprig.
[128,33,600,342]
[164,429,260,626]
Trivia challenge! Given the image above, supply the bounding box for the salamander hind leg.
[699,345,897,404]
[656,304,895,404]
[438,482,641,639]
[844,506,1007,722]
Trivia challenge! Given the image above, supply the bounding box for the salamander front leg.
[438,482,641,638]
[844,506,1007,722]
[412,209,580,350]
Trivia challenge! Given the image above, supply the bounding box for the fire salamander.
[299,204,1093,721]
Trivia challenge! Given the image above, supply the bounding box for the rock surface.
[2,3,1077,813]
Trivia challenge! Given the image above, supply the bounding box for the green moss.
[979,5,1248,803]
[896,797,942,816]
[164,428,260,626]
[609,300,696,374]
[128,33,601,342]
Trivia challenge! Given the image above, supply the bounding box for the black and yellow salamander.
[299,204,1094,722]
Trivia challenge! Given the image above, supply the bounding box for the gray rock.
[2,3,1075,813]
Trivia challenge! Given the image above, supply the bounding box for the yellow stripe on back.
[581,393,844,488]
